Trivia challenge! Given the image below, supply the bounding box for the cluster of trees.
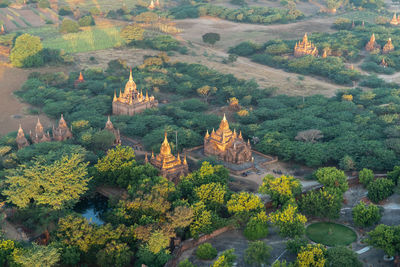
[168,4,304,24]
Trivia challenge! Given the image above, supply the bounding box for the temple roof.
[105,116,114,130]
[219,114,229,131]
[35,118,43,134]
[58,114,68,128]
[160,132,172,156]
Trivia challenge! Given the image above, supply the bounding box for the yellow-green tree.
[12,244,60,267]
[296,244,326,267]
[95,145,136,173]
[10,33,43,68]
[190,201,213,238]
[195,182,227,208]
[227,192,263,223]
[3,154,90,209]
[268,204,307,238]
[259,174,302,207]
[120,24,144,43]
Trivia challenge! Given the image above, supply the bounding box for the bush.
[202,33,220,45]
[59,19,80,33]
[244,241,271,267]
[286,236,308,254]
[352,202,382,227]
[58,6,73,16]
[38,0,50,8]
[212,249,236,267]
[78,15,95,26]
[243,212,269,240]
[196,243,217,260]
[10,34,43,68]
[178,259,196,267]
[367,178,394,203]
[359,168,374,187]
[326,246,362,267]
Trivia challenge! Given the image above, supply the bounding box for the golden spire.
[105,115,113,129]
[129,68,133,82]
[233,129,237,138]
[145,90,149,101]
[218,114,230,131]
[17,124,24,136]
[59,114,67,128]
[160,132,171,156]
[183,153,187,165]
[302,33,308,44]
[78,72,84,81]
[151,150,154,158]
[205,130,210,139]
[149,0,155,9]
[322,49,327,58]
[370,33,375,43]
[212,128,215,134]
[177,152,181,164]
[35,117,43,133]
[113,90,117,102]
[238,130,243,139]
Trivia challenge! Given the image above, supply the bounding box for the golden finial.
[129,68,133,82]
[183,153,187,165]
[205,130,210,138]
[151,150,154,158]
[239,130,243,139]
[113,90,117,102]
[177,152,181,163]
[160,132,171,156]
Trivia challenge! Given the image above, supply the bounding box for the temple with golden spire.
[32,118,51,144]
[16,124,29,149]
[53,114,73,141]
[112,68,158,116]
[365,33,380,52]
[380,57,388,68]
[383,38,394,54]
[148,0,155,9]
[74,72,85,88]
[104,116,121,145]
[204,114,252,164]
[149,132,189,183]
[390,13,400,26]
[294,33,318,58]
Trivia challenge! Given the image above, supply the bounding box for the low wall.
[164,225,234,267]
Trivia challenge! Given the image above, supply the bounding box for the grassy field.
[306,222,357,246]
[55,0,141,13]
[42,26,125,53]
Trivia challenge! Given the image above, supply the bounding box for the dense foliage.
[10,34,43,68]
[352,202,382,227]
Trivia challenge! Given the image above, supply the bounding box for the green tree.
[315,167,348,193]
[0,239,16,266]
[387,165,400,185]
[195,182,226,209]
[178,259,196,267]
[3,154,90,209]
[359,168,374,187]
[202,32,220,45]
[243,212,269,240]
[367,224,400,257]
[298,188,342,220]
[258,174,301,207]
[196,243,217,260]
[296,244,326,267]
[367,178,394,203]
[96,241,133,267]
[10,34,43,68]
[78,15,95,26]
[212,249,236,267]
[227,192,263,223]
[268,205,307,238]
[244,241,271,267]
[120,24,144,43]
[196,85,217,103]
[352,202,382,227]
[325,246,362,267]
[13,244,60,267]
[59,19,80,33]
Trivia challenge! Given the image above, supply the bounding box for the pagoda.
[149,132,189,184]
[112,69,158,116]
[148,0,155,9]
[31,118,51,144]
[16,125,29,149]
[365,34,380,52]
[74,72,85,88]
[0,25,5,35]
[380,58,388,68]
[294,33,318,57]
[390,13,399,26]
[104,116,121,145]
[52,114,73,141]
[322,49,327,58]
[204,114,252,164]
[383,38,394,54]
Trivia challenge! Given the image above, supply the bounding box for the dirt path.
[0,64,69,135]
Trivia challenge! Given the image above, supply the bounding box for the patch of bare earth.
[0,64,70,136]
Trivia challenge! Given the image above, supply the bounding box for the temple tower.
[16,125,29,149]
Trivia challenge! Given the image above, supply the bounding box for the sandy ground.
[0,64,69,136]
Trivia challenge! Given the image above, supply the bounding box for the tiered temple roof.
[149,132,189,184]
[16,125,29,149]
[104,116,121,145]
[53,114,73,141]
[294,33,318,58]
[383,38,395,54]
[365,33,380,52]
[31,118,51,144]
[112,69,158,116]
[204,114,252,164]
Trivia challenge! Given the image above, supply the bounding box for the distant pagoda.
[390,13,400,26]
[31,118,51,144]
[16,125,29,149]
[148,0,155,9]
[294,33,318,57]
[74,72,85,88]
[365,34,380,52]
[112,69,158,116]
[204,114,252,164]
[383,38,394,54]
[52,114,73,141]
[104,116,121,145]
[148,132,189,184]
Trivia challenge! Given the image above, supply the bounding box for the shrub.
[244,241,272,267]
[58,6,73,16]
[59,19,80,33]
[178,259,196,267]
[286,236,308,254]
[202,33,220,45]
[387,166,400,185]
[367,178,394,203]
[196,243,217,260]
[352,202,382,227]
[78,15,95,26]
[10,34,43,68]
[244,212,269,240]
[38,0,50,8]
[212,249,236,267]
[326,246,362,267]
[359,168,374,187]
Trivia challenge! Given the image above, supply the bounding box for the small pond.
[74,193,109,225]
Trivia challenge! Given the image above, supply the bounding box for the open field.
[174,16,337,51]
[48,0,141,12]
[0,7,58,31]
[0,64,72,135]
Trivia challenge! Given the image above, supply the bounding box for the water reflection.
[74,193,108,225]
